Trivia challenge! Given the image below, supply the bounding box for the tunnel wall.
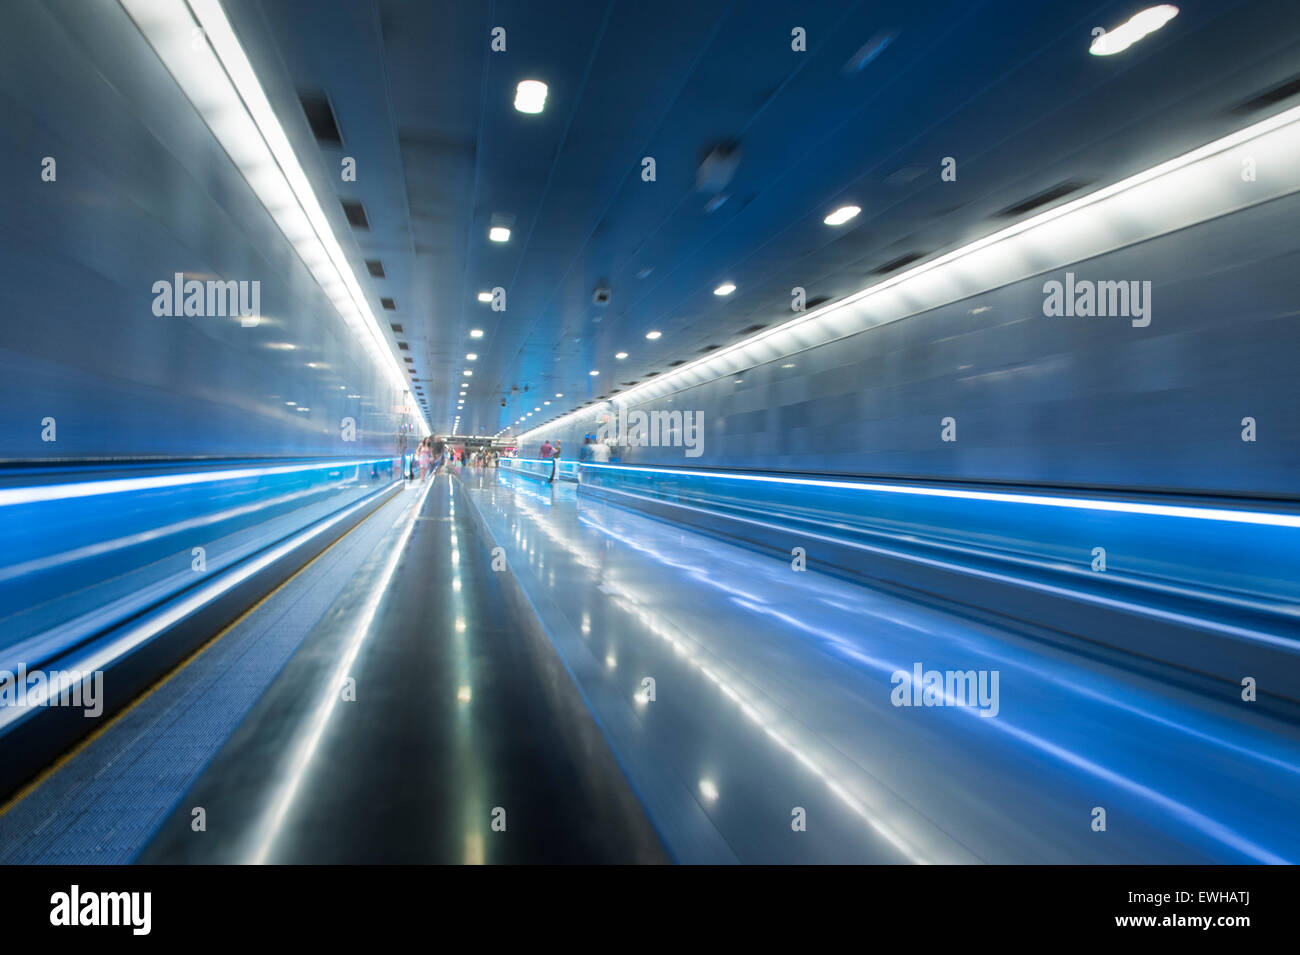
[0,0,410,464]
[530,193,1300,497]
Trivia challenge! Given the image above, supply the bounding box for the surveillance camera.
[592,284,611,306]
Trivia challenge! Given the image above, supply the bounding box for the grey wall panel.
[0,0,409,462]
[534,194,1300,496]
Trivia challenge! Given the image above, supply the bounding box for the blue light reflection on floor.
[472,472,1300,863]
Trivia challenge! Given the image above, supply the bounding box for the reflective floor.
[140,475,666,864]
[15,467,1299,864]
[459,468,1300,864]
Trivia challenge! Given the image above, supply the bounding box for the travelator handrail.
[575,461,1300,707]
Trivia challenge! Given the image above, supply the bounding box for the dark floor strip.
[138,475,668,863]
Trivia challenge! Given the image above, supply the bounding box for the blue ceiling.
[244,0,1300,435]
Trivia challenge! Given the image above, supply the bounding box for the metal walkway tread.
[0,486,415,864]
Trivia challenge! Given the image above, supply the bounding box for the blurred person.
[432,435,447,474]
[417,437,432,482]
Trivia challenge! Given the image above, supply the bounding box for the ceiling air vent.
[341,199,369,229]
[698,344,720,354]
[873,251,928,275]
[669,360,686,367]
[740,323,767,334]
[299,91,343,146]
[381,297,396,311]
[366,259,386,278]
[390,323,403,333]
[996,180,1088,219]
[403,357,414,364]
[883,164,926,187]
[805,296,829,308]
[1230,74,1300,114]
[398,342,409,350]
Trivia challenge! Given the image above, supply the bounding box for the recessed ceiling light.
[1090,5,1179,55]
[284,401,296,406]
[824,205,861,226]
[645,330,662,340]
[489,226,511,242]
[534,407,540,411]
[476,292,492,303]
[555,392,563,398]
[615,351,628,360]
[782,363,796,369]
[514,79,548,114]
[466,353,477,360]
[713,282,736,296]
[463,370,473,377]
[267,342,296,350]
[470,328,484,338]
[589,369,600,376]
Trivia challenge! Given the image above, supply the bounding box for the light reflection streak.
[247,477,433,864]
[581,504,1296,863]
[503,486,932,863]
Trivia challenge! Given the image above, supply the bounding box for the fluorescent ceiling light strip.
[185,1,398,378]
[519,103,1300,441]
[0,458,390,507]
[118,0,426,433]
[579,463,1300,529]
